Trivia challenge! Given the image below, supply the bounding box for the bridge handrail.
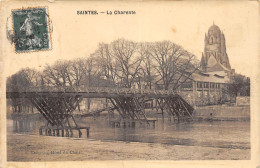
[7,86,176,96]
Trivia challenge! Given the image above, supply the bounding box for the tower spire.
[203,24,231,70]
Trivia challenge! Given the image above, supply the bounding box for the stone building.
[201,23,231,71]
[179,23,235,106]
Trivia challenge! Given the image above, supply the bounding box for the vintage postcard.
[0,1,259,168]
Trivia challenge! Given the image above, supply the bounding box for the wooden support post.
[78,129,82,138]
[48,129,52,136]
[109,98,124,119]
[86,128,90,138]
[13,120,18,132]
[39,128,42,135]
[132,122,135,127]
[178,98,193,119]
[66,129,69,137]
[56,129,60,136]
[70,130,73,137]
[33,98,59,126]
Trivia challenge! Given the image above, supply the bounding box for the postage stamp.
[12,7,51,53]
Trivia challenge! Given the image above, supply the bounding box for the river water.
[7,115,250,150]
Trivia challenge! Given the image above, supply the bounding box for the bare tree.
[94,43,117,84]
[69,58,85,86]
[43,62,64,87]
[110,39,143,88]
[149,41,199,90]
[43,60,73,87]
[139,42,155,89]
[79,56,102,110]
[8,39,201,113]
[7,68,39,112]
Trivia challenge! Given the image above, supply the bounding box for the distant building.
[201,23,231,71]
[200,23,235,79]
[179,23,235,106]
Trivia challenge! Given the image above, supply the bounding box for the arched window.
[209,36,214,44]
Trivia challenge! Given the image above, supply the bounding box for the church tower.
[201,23,231,72]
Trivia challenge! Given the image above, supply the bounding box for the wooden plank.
[178,98,193,118]
[30,98,55,126]
[109,98,124,119]
[40,97,64,127]
[41,97,64,127]
[34,97,59,125]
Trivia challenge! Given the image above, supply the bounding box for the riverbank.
[194,105,250,121]
[7,105,250,122]
[7,133,250,161]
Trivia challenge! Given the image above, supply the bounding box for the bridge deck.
[7,86,194,132]
[6,86,177,98]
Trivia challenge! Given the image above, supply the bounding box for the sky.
[2,1,259,77]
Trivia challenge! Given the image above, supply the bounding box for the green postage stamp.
[12,7,51,53]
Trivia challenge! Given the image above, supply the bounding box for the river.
[7,115,250,150]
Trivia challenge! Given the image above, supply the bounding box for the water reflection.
[7,114,250,149]
[12,118,37,132]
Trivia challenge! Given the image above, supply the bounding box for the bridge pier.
[48,129,52,136]
[39,126,90,138]
[61,129,64,137]
[78,129,82,138]
[8,87,194,139]
[65,129,69,137]
[56,129,60,136]
[86,128,90,138]
[39,128,42,135]
[70,130,73,137]
[109,119,156,128]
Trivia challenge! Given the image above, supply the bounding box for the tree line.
[7,39,200,92]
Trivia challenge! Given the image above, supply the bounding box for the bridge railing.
[7,86,176,96]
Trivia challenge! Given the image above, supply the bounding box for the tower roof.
[208,23,221,34]
[202,23,232,72]
[207,62,230,72]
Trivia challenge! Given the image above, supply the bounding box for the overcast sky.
[3,1,259,77]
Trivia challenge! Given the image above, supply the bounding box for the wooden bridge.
[6,86,194,137]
